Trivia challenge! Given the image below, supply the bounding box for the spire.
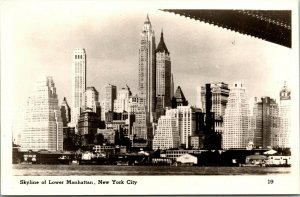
[145,14,151,24]
[155,28,169,54]
[280,81,291,100]
[161,28,164,40]
[174,86,188,106]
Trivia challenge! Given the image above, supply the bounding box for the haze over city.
[2,2,292,114]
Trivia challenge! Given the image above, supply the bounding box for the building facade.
[102,84,117,121]
[201,82,229,118]
[153,115,179,150]
[131,104,151,140]
[78,108,102,146]
[70,48,86,131]
[252,97,279,148]
[60,97,71,127]
[138,14,156,116]
[166,106,198,148]
[278,82,291,148]
[223,83,251,149]
[84,87,101,118]
[156,31,171,109]
[172,86,188,108]
[201,82,229,134]
[21,76,63,152]
[114,85,132,113]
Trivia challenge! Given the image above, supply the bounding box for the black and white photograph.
[1,0,299,195]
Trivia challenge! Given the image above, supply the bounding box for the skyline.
[2,2,293,114]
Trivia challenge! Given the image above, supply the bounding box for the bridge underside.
[162,9,291,48]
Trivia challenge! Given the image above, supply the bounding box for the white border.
[1,0,299,195]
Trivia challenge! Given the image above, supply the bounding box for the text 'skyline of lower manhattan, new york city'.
[20,179,138,185]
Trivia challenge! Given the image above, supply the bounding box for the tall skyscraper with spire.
[156,30,171,109]
[20,76,63,152]
[138,14,156,117]
[70,48,86,131]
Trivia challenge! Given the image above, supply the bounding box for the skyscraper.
[60,97,71,127]
[166,106,199,148]
[278,82,291,148]
[171,74,174,98]
[20,76,63,152]
[223,83,251,149]
[84,87,101,118]
[153,115,179,150]
[172,86,188,108]
[70,48,86,131]
[114,85,132,113]
[201,82,229,118]
[138,14,156,116]
[201,82,230,133]
[252,97,279,148]
[102,84,117,121]
[105,84,117,112]
[156,30,171,108]
[131,104,152,147]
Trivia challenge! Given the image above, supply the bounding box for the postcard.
[1,0,299,195]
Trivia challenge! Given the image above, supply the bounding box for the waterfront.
[13,164,291,176]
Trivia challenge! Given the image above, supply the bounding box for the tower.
[156,30,171,108]
[61,97,71,127]
[84,87,101,118]
[114,85,132,113]
[171,74,174,98]
[138,14,156,117]
[278,82,291,148]
[153,115,179,150]
[252,97,279,148]
[201,82,230,134]
[21,76,63,152]
[172,86,188,108]
[105,84,117,111]
[223,83,251,149]
[70,48,86,131]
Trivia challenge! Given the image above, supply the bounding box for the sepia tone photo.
[1,0,299,195]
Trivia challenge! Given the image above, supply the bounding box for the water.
[13,164,291,176]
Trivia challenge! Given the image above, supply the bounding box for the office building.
[20,76,63,152]
[114,85,132,113]
[156,30,171,108]
[252,97,279,148]
[166,106,199,148]
[102,84,117,121]
[70,48,86,131]
[131,104,151,140]
[84,87,101,118]
[138,14,156,116]
[153,115,179,150]
[60,97,71,127]
[223,83,251,149]
[128,95,140,114]
[201,82,229,118]
[278,82,291,148]
[172,86,188,108]
[78,108,102,146]
[171,74,174,98]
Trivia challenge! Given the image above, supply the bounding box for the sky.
[1,1,294,114]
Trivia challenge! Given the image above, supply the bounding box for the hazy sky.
[1,1,293,113]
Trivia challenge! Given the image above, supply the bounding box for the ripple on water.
[12,165,291,176]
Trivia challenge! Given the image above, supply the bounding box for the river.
[13,164,291,176]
